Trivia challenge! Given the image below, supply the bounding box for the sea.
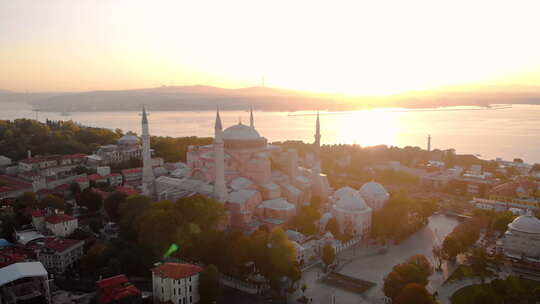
[1,102,540,163]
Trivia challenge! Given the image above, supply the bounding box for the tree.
[310,195,321,209]
[432,245,443,270]
[104,191,127,221]
[199,264,221,304]
[69,182,81,196]
[40,194,64,210]
[322,244,336,269]
[79,188,103,212]
[118,194,152,240]
[290,205,321,236]
[467,247,489,283]
[394,283,435,304]
[325,217,339,237]
[18,192,37,208]
[383,255,433,300]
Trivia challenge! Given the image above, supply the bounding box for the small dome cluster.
[334,187,370,212]
[334,182,389,212]
[118,134,139,145]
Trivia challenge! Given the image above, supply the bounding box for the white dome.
[335,188,370,212]
[262,198,295,210]
[230,177,254,191]
[335,187,358,199]
[359,182,389,201]
[509,212,540,234]
[118,135,139,145]
[222,124,261,140]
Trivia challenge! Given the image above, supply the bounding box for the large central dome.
[222,123,267,150]
[223,124,261,141]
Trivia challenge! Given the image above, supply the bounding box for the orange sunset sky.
[1,0,540,95]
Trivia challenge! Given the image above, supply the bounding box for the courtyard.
[291,214,460,304]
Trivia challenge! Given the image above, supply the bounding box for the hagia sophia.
[149,108,390,237]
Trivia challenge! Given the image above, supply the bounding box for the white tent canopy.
[0,262,48,286]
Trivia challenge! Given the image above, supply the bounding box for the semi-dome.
[262,198,295,210]
[223,124,261,141]
[118,134,139,145]
[334,188,370,213]
[359,181,390,201]
[508,211,540,234]
[334,187,358,199]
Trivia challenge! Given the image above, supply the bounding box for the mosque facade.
[150,108,389,235]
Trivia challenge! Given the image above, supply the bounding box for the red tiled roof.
[0,175,33,193]
[31,210,45,217]
[76,177,89,183]
[54,183,70,191]
[19,155,61,164]
[151,263,203,279]
[37,188,54,195]
[88,174,107,181]
[114,186,140,196]
[121,168,142,175]
[61,153,87,160]
[97,274,141,304]
[97,274,129,289]
[93,188,111,199]
[44,238,82,252]
[489,179,539,198]
[45,214,76,224]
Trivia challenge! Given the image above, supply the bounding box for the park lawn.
[446,264,495,282]
[450,276,540,304]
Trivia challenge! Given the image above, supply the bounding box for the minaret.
[314,111,321,156]
[427,134,431,152]
[214,108,227,202]
[311,111,326,201]
[141,106,155,198]
[250,105,254,128]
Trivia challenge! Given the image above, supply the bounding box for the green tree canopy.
[199,264,221,304]
[394,283,436,304]
[79,188,103,212]
[322,244,336,267]
[383,254,433,300]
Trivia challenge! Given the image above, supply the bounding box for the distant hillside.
[1,84,540,112]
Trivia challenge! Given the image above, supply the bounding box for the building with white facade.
[502,209,540,261]
[36,238,84,274]
[95,135,143,165]
[330,187,372,238]
[0,262,51,304]
[151,263,202,304]
[44,214,78,237]
[359,181,390,211]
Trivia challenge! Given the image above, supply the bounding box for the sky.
[1,0,540,95]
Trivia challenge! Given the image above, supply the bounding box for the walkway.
[287,214,460,304]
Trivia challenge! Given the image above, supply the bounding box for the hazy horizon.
[2,0,540,96]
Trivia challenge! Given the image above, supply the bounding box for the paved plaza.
[290,214,460,304]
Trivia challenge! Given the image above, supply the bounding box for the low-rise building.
[0,175,33,201]
[502,210,540,261]
[45,214,78,237]
[107,173,123,186]
[96,275,142,304]
[151,263,202,304]
[75,177,90,191]
[0,262,51,304]
[36,238,84,274]
[96,135,144,165]
[121,168,142,185]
